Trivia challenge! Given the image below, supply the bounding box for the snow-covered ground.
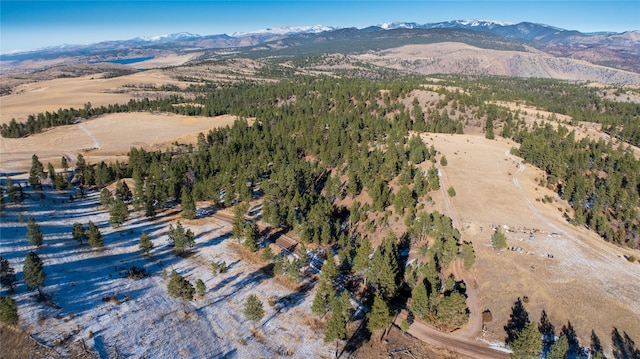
[1,181,331,358]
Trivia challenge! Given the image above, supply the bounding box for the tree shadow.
[612,327,640,359]
[561,321,580,355]
[341,318,371,357]
[504,297,529,344]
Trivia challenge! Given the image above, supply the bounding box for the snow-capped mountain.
[233,25,338,36]
[134,32,202,43]
[3,19,638,75]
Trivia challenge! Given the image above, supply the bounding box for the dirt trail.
[437,164,483,339]
[393,311,508,359]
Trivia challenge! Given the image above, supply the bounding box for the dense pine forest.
[4,75,638,250]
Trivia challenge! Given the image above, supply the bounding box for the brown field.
[0,112,240,172]
[422,132,640,349]
[0,70,188,124]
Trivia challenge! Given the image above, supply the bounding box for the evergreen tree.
[139,231,153,255]
[60,156,68,170]
[352,236,372,275]
[72,222,86,244]
[28,154,45,190]
[0,257,17,293]
[432,291,469,331]
[491,228,508,250]
[115,180,132,202]
[298,243,310,267]
[243,294,265,329]
[311,280,335,317]
[109,198,129,227]
[180,187,196,220]
[232,202,249,239]
[244,222,259,252]
[167,270,195,303]
[367,293,393,340]
[168,221,195,254]
[0,296,18,326]
[367,235,399,300]
[324,291,349,358]
[87,221,104,248]
[410,281,430,319]
[23,252,45,296]
[461,241,475,269]
[132,169,144,211]
[75,153,86,177]
[48,162,56,184]
[509,322,542,359]
[196,279,206,296]
[26,217,43,246]
[261,244,274,262]
[144,194,156,218]
[320,255,338,284]
[100,188,113,208]
[547,335,569,359]
[440,155,448,166]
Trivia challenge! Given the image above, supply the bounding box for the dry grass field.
[423,132,640,349]
[0,112,240,172]
[0,70,187,124]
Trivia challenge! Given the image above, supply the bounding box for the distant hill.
[1,20,638,83]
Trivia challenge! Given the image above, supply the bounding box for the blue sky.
[1,1,638,53]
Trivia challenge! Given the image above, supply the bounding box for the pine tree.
[180,187,196,220]
[167,270,195,303]
[23,252,45,296]
[109,198,129,227]
[243,294,265,329]
[60,156,68,170]
[509,322,542,359]
[311,280,335,317]
[461,241,475,269]
[100,188,113,208]
[324,291,349,358]
[28,154,45,190]
[320,255,338,284]
[232,202,249,239]
[261,244,274,262]
[26,217,43,246]
[352,237,372,274]
[169,221,195,255]
[547,335,569,359]
[367,294,393,340]
[433,291,469,331]
[0,257,17,293]
[410,281,430,319]
[244,222,259,252]
[132,169,144,211]
[87,221,104,248]
[491,228,508,250]
[115,180,132,202]
[144,193,156,218]
[139,232,153,255]
[196,279,206,296]
[298,243,310,267]
[0,296,18,326]
[72,222,86,244]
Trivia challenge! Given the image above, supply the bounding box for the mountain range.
[1,20,639,81]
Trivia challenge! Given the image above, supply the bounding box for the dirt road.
[394,310,509,359]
